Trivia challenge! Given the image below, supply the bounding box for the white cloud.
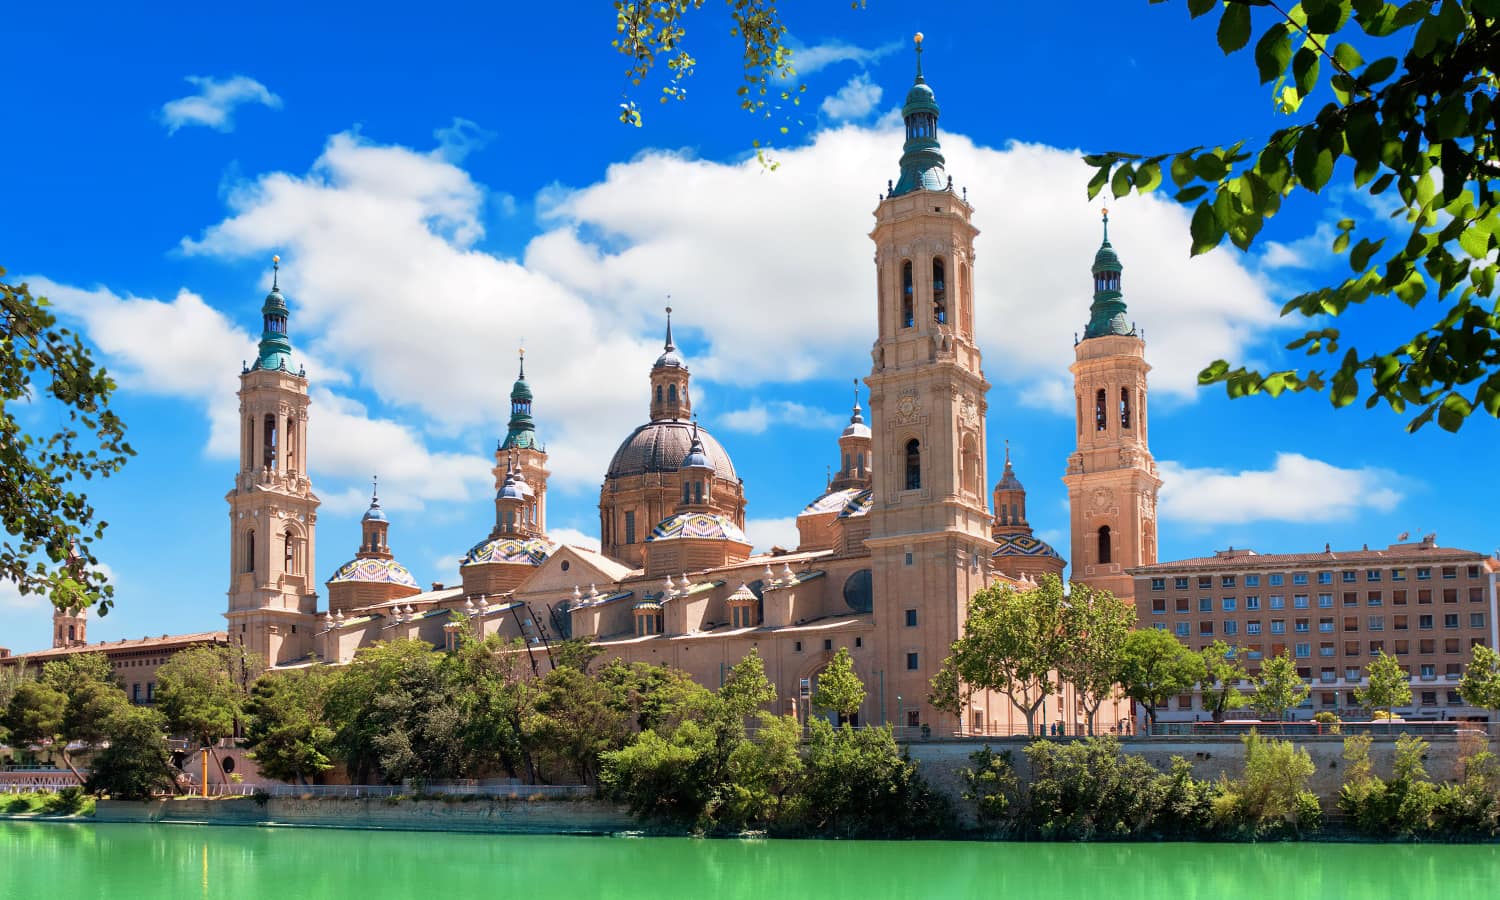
[548,527,601,553]
[0,579,44,611]
[159,75,282,134]
[821,74,882,120]
[1259,222,1337,270]
[720,400,842,435]
[746,516,800,554]
[432,117,496,163]
[789,39,901,76]
[1158,452,1403,526]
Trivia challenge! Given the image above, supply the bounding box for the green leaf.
[1175,185,1210,203]
[1086,165,1110,201]
[1361,57,1398,86]
[1458,225,1492,259]
[1305,0,1348,33]
[1188,0,1216,18]
[1135,161,1164,193]
[1350,237,1385,271]
[1217,3,1252,54]
[1111,164,1136,198]
[1437,393,1472,432]
[1332,41,1364,73]
[1193,152,1229,181]
[1292,47,1320,97]
[1254,24,1294,84]
[1190,201,1225,255]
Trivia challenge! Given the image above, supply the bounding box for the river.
[2,821,1497,898]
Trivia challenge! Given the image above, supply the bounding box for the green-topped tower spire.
[501,346,537,450]
[888,32,948,197]
[1083,209,1134,339]
[253,255,295,372]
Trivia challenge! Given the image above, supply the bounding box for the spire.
[654,303,685,369]
[363,475,387,522]
[842,378,870,439]
[501,345,538,450]
[1083,208,1134,339]
[888,32,948,198]
[253,254,295,372]
[997,440,1022,490]
[664,303,675,352]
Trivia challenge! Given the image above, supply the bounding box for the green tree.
[796,720,953,838]
[1215,730,1321,837]
[0,665,28,742]
[1251,651,1311,721]
[244,669,335,786]
[1355,650,1413,731]
[84,706,176,800]
[1058,582,1135,735]
[1199,641,1249,723]
[1088,1,1500,432]
[1,680,67,772]
[524,665,630,785]
[0,269,134,613]
[447,634,534,780]
[3,654,126,784]
[157,646,262,790]
[596,659,709,734]
[549,636,601,674]
[1458,644,1500,713]
[1117,628,1206,727]
[810,647,866,723]
[931,575,1070,736]
[322,639,462,784]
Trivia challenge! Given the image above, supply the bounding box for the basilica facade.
[64,42,1164,736]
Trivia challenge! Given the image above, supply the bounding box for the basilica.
[40,40,1165,736]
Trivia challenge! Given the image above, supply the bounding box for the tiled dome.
[837,488,874,519]
[461,536,553,567]
[607,420,738,481]
[991,533,1062,559]
[327,557,419,588]
[647,511,749,544]
[800,487,866,516]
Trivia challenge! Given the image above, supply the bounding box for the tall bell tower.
[1063,212,1160,605]
[225,257,321,665]
[866,34,995,733]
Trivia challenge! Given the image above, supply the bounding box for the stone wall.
[94,796,637,835]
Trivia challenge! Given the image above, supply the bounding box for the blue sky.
[1,1,1492,651]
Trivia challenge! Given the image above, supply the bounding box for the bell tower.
[225,256,321,665]
[1063,212,1160,604]
[494,348,549,536]
[865,34,994,733]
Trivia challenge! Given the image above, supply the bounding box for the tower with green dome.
[492,348,550,538]
[888,33,947,197]
[1083,210,1135,339]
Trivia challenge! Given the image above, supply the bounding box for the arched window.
[960,437,979,496]
[656,385,662,404]
[287,421,298,473]
[932,258,947,324]
[905,439,921,490]
[959,262,971,336]
[1095,389,1108,432]
[262,414,278,470]
[1120,387,1132,430]
[901,261,914,328]
[857,452,865,476]
[668,384,678,403]
[284,530,296,573]
[999,505,1008,525]
[245,530,256,573]
[67,625,75,642]
[682,483,691,505]
[1098,526,1112,565]
[1011,501,1021,524]
[843,453,851,475]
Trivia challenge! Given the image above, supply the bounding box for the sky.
[1,1,1493,652]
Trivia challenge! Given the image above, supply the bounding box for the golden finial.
[914,31,924,44]
[272,254,280,264]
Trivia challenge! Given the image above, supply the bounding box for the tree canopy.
[1117,627,1206,726]
[0,269,133,613]
[1252,651,1312,720]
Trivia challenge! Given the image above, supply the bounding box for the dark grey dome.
[607,420,739,480]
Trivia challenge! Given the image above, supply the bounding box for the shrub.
[1016,738,1217,841]
[963,746,1020,834]
[1313,711,1341,734]
[1214,730,1321,838]
[42,786,85,814]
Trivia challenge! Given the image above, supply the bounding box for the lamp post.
[896,695,904,738]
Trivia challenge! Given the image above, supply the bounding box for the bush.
[42,786,85,814]
[792,721,954,839]
[1313,711,1342,734]
[963,746,1020,834]
[1214,730,1321,838]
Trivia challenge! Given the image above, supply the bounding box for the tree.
[1251,651,1311,721]
[0,664,28,742]
[244,669,335,786]
[1459,644,1500,713]
[1215,730,1321,837]
[1199,640,1250,723]
[1,681,67,770]
[85,706,176,800]
[322,639,462,784]
[796,720,952,838]
[931,575,1070,736]
[1117,628,1207,727]
[596,659,709,734]
[1058,582,1135,734]
[0,269,134,613]
[1088,1,1500,433]
[3,653,127,784]
[1355,650,1413,731]
[810,647,866,723]
[524,666,630,785]
[447,634,534,780]
[157,646,262,790]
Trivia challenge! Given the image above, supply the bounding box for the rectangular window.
[906,710,921,727]
[1245,574,1261,587]
[1150,577,1166,592]
[1395,640,1410,655]
[1221,575,1237,588]
[1199,621,1214,636]
[1151,598,1166,614]
[1319,643,1335,657]
[1246,595,1261,610]
[1295,618,1310,633]
[1367,591,1382,606]
[1224,621,1239,635]
[1420,663,1436,678]
[906,652,920,671]
[794,641,803,652]
[1270,595,1286,609]
[1342,571,1358,583]
[1393,590,1407,605]
[1368,616,1384,631]
[1471,613,1486,629]
[1175,576,1190,591]
[1422,691,1438,706]
[1294,594,1309,609]
[1318,571,1333,585]
[1470,565,1482,578]
[1319,618,1334,633]
[1295,643,1311,658]
[1153,622,1167,631]
[1419,615,1434,630]
[1444,614,1460,629]
[1199,597,1212,613]
[1269,574,1285,586]
[1417,567,1432,580]
[1472,588,1486,603]
[1319,593,1334,608]
[1366,569,1382,582]
[1345,641,1361,656]
[624,511,636,545]
[1347,667,1362,681]
[1343,592,1358,606]
[1395,615,1409,631]
[1199,576,1213,589]
[1369,641,1384,655]
[1321,690,1337,705]
[1176,597,1190,613]
[1271,620,1286,635]
[1444,589,1458,604]
[1175,622,1190,637]
[1392,568,1406,582]
[1222,597,1237,612]
[1421,639,1436,654]
[823,639,834,651]
[1293,573,1310,586]
[1442,566,1457,580]
[905,609,918,627]
[1247,621,1262,635]
[904,552,913,566]
[1419,589,1433,604]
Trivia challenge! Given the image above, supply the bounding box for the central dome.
[607,420,738,481]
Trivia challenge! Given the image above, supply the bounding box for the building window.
[1175,577,1190,590]
[1200,621,1214,636]
[1419,615,1434,630]
[1368,592,1382,606]
[1222,597,1237,612]
[931,257,947,323]
[906,652,920,671]
[1444,614,1460,629]
[1294,594,1309,609]
[624,511,636,546]
[1246,595,1261,610]
[1319,618,1334,633]
[1442,566,1457,579]
[1176,597,1190,613]
[1295,643,1310,658]
[245,530,255,574]
[794,641,802,652]
[1366,569,1382,582]
[1120,387,1132,429]
[1150,577,1166,592]
[1317,571,1333,585]
[1369,616,1384,631]
[1221,575,1237,588]
[1270,595,1285,610]
[1098,526,1112,564]
[1392,568,1406,581]
[1095,389,1108,432]
[1319,593,1334,608]
[1418,589,1433,604]
[1293,573,1309,586]
[1269,573,1285,587]
[1224,621,1239,635]
[1245,574,1260,587]
[823,639,833,651]
[901,260,914,327]
[855,637,863,648]
[1271,620,1286,634]
[1417,567,1432,580]
[1247,621,1262,635]
[1199,598,1212,613]
[905,609,918,627]
[1176,622,1190,637]
[1295,619,1310,633]
[905,552,914,566]
[1471,613,1486,628]
[905,439,921,490]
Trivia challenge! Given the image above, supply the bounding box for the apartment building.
[1129,537,1500,722]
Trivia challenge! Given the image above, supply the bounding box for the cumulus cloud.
[821,74,882,120]
[548,527,602,553]
[1158,452,1403,526]
[746,516,800,554]
[789,39,902,75]
[720,400,842,435]
[159,75,282,134]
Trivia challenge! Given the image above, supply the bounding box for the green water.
[2,822,1497,899]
